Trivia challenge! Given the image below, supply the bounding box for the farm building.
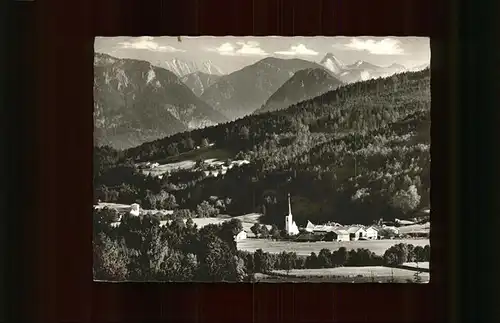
[129,203,141,217]
[365,226,379,240]
[305,221,315,232]
[234,230,247,241]
[329,229,350,242]
[312,225,334,233]
[346,226,367,241]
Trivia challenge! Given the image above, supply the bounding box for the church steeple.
[288,193,292,216]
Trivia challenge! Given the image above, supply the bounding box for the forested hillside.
[95,69,430,226]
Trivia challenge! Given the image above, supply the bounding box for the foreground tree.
[93,233,130,281]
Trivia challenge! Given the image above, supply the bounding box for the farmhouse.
[330,229,350,242]
[365,226,379,240]
[129,203,141,217]
[234,230,247,242]
[346,226,367,241]
[305,221,315,233]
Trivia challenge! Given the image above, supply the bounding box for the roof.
[365,226,380,231]
[346,226,365,233]
[333,229,349,235]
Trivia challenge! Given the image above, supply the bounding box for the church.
[285,193,300,235]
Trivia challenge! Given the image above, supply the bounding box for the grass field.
[397,222,430,234]
[237,238,430,256]
[402,262,430,269]
[158,147,233,164]
[255,266,430,283]
[159,213,269,234]
[142,148,235,177]
[272,266,428,277]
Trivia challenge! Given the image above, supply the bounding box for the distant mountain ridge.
[200,57,334,120]
[320,53,409,83]
[94,53,228,150]
[154,58,225,77]
[255,68,343,114]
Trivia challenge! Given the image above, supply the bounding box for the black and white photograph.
[93,36,431,283]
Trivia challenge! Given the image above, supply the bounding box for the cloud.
[275,44,319,56]
[118,36,185,52]
[208,41,268,56]
[210,42,236,56]
[235,41,268,55]
[343,38,405,55]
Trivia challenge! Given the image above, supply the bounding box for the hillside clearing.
[398,222,430,234]
[159,147,233,164]
[237,238,430,256]
[159,213,267,233]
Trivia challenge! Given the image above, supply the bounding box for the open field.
[159,213,269,234]
[398,222,430,234]
[255,266,429,283]
[95,202,131,212]
[237,238,430,256]
[402,262,430,270]
[143,160,197,176]
[141,148,241,177]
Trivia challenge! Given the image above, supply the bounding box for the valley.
[93,36,431,283]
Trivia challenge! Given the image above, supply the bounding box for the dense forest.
[93,68,431,226]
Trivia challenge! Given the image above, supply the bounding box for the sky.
[94,36,430,74]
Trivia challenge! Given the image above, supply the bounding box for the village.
[96,192,430,249]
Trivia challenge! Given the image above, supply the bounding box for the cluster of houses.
[199,159,250,178]
[303,221,391,241]
[283,193,402,242]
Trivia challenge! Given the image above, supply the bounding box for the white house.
[331,229,350,242]
[346,226,367,240]
[129,203,141,217]
[285,193,300,235]
[365,226,379,240]
[234,230,247,241]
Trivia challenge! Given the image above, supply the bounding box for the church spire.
[288,193,292,216]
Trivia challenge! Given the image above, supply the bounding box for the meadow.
[255,266,430,283]
[237,238,430,256]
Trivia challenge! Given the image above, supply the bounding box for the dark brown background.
[7,0,462,321]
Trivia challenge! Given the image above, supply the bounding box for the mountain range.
[254,68,343,114]
[319,53,408,84]
[200,57,335,120]
[94,51,428,149]
[94,53,228,150]
[154,58,224,77]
